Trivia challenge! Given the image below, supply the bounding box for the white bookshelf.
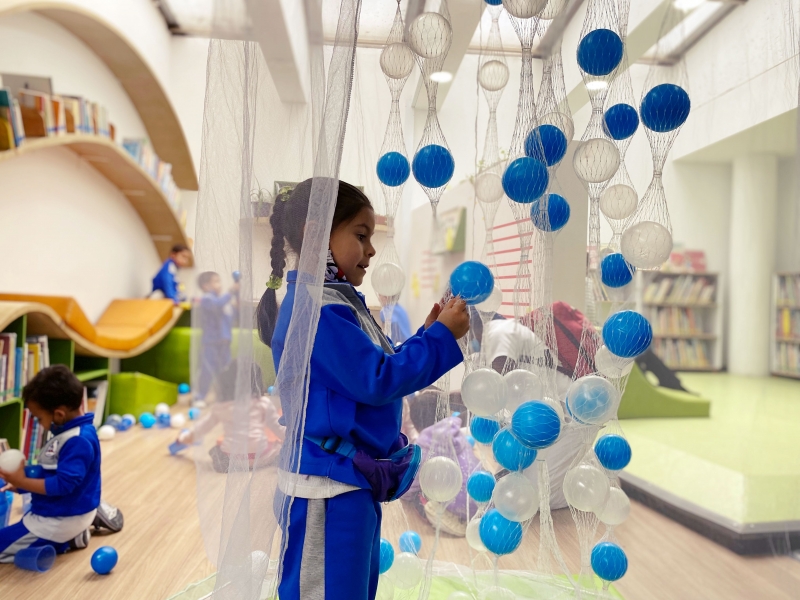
[771,273,800,379]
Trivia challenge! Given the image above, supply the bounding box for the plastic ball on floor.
[462,368,505,416]
[492,472,539,522]
[640,83,690,133]
[105,414,122,430]
[170,413,186,429]
[531,193,570,232]
[0,449,24,472]
[502,157,548,204]
[122,413,136,426]
[154,403,170,416]
[591,541,628,581]
[511,401,561,449]
[158,413,171,427]
[566,375,620,426]
[139,413,156,429]
[594,434,632,471]
[467,470,496,503]
[91,546,118,575]
[603,103,639,140]
[602,310,653,358]
[577,28,624,76]
[178,383,190,395]
[563,464,610,512]
[469,416,500,444]
[379,538,394,574]
[524,124,568,167]
[478,508,523,556]
[596,487,631,526]
[492,428,537,472]
[449,261,494,305]
[601,253,635,288]
[188,407,201,421]
[412,144,455,189]
[377,152,411,187]
[399,530,422,555]
[419,456,463,503]
[97,425,116,441]
[391,551,423,590]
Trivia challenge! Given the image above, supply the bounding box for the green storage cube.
[109,373,178,418]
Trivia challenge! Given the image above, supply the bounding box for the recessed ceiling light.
[586,81,608,91]
[674,0,706,11]
[430,71,453,83]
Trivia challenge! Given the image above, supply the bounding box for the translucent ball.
[466,516,487,552]
[467,470,496,503]
[502,157,549,204]
[511,401,561,449]
[377,575,395,600]
[566,375,619,425]
[0,449,24,472]
[105,414,122,429]
[602,310,653,359]
[419,456,463,503]
[492,428,537,471]
[380,42,415,79]
[413,144,455,189]
[170,413,186,429]
[640,83,690,133]
[479,60,509,92]
[601,253,634,288]
[600,184,638,221]
[479,508,523,555]
[595,345,634,379]
[377,152,411,187]
[155,403,170,416]
[596,487,631,526]
[541,0,568,19]
[97,425,116,441]
[122,413,136,425]
[379,538,395,574]
[399,530,422,554]
[621,220,673,270]
[462,368,506,416]
[502,0,548,19]
[577,29,624,76]
[372,262,406,297]
[503,369,543,412]
[474,171,504,203]
[470,416,501,444]
[540,112,574,143]
[594,434,632,471]
[492,472,539,522]
[476,284,503,314]
[573,138,620,183]
[408,12,452,59]
[563,464,610,512]
[450,261,494,305]
[591,541,628,581]
[392,552,424,589]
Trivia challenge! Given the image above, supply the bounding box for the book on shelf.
[18,89,55,137]
[14,347,24,397]
[122,137,180,209]
[0,333,14,401]
[777,275,800,306]
[776,341,800,375]
[0,89,25,148]
[650,306,705,336]
[643,275,716,305]
[652,338,711,369]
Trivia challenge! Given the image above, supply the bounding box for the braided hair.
[257,178,372,346]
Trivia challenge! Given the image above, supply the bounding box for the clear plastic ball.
[170,413,186,429]
[408,13,452,59]
[541,0,568,19]
[474,171,504,203]
[600,184,638,221]
[377,574,395,600]
[372,262,406,297]
[492,472,540,522]
[476,284,503,314]
[479,60,509,92]
[419,456,463,503]
[97,425,116,441]
[540,112,574,144]
[380,42,415,79]
[503,0,548,19]
[391,551,423,590]
[573,138,620,183]
[0,449,24,471]
[596,486,631,526]
[563,464,610,512]
[566,375,619,425]
[466,516,487,552]
[155,403,170,416]
[504,369,543,412]
[462,368,506,416]
[595,345,634,379]
[621,221,673,270]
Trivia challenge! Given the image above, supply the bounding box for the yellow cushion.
[0,293,96,342]
[96,299,175,336]
[94,326,150,351]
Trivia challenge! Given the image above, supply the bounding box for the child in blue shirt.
[259,179,468,600]
[0,366,101,562]
[152,243,193,303]
[195,271,239,404]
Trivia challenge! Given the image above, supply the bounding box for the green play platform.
[618,364,710,419]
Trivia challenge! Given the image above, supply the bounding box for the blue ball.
[178,383,190,394]
[118,417,134,432]
[502,157,549,204]
[466,434,476,447]
[377,151,411,187]
[595,434,632,471]
[524,124,568,167]
[188,407,201,421]
[577,29,624,77]
[531,193,570,232]
[91,546,118,575]
[492,428,537,471]
[467,471,496,503]
[484,0,503,4]
[450,261,494,305]
[158,413,171,426]
[412,144,455,189]
[479,509,523,556]
[591,541,628,581]
[511,401,561,450]
[139,413,156,429]
[399,531,422,555]
[379,538,394,574]
[470,416,501,445]
[602,310,653,358]
[604,103,639,140]
[232,270,241,282]
[640,84,690,133]
[267,386,275,395]
[601,253,634,288]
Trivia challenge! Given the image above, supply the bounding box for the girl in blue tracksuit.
[258,179,468,600]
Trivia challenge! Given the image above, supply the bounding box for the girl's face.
[329,207,376,286]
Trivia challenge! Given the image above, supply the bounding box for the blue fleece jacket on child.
[152,257,180,303]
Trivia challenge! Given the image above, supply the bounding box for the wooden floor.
[2,426,799,599]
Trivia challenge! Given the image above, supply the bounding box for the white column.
[728,155,778,376]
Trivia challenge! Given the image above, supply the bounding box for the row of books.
[776,307,800,340]
[0,334,50,403]
[774,342,800,376]
[651,338,711,369]
[646,307,710,337]
[122,138,180,210]
[776,275,800,307]
[643,275,716,305]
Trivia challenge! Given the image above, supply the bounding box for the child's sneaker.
[69,528,91,550]
[92,501,124,534]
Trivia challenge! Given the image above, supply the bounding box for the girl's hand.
[424,303,442,329]
[437,298,470,339]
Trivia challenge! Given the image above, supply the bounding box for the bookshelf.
[771,273,800,379]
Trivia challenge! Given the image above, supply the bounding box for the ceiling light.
[430,71,453,83]
[586,81,608,91]
[674,0,707,11]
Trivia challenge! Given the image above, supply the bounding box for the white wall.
[169,36,211,175]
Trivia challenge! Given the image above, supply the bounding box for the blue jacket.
[197,292,233,344]
[271,271,462,489]
[31,414,101,518]
[152,258,180,302]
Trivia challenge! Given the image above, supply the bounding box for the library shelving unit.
[771,273,800,379]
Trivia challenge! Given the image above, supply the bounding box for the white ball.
[380,42,415,79]
[419,456,463,503]
[462,368,506,416]
[621,221,673,270]
[372,262,406,297]
[540,112,574,143]
[391,552,423,590]
[155,403,170,416]
[573,138,620,183]
[97,425,116,441]
[170,413,187,429]
[563,464,610,512]
[408,13,452,59]
[474,171,504,204]
[466,516,487,552]
[503,0,548,19]
[595,345,634,379]
[476,284,503,314]
[0,449,25,472]
[600,184,638,221]
[492,472,540,522]
[503,369,543,412]
[377,574,395,600]
[596,486,631,526]
[122,413,136,424]
[566,375,620,425]
[479,60,509,92]
[541,0,569,19]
